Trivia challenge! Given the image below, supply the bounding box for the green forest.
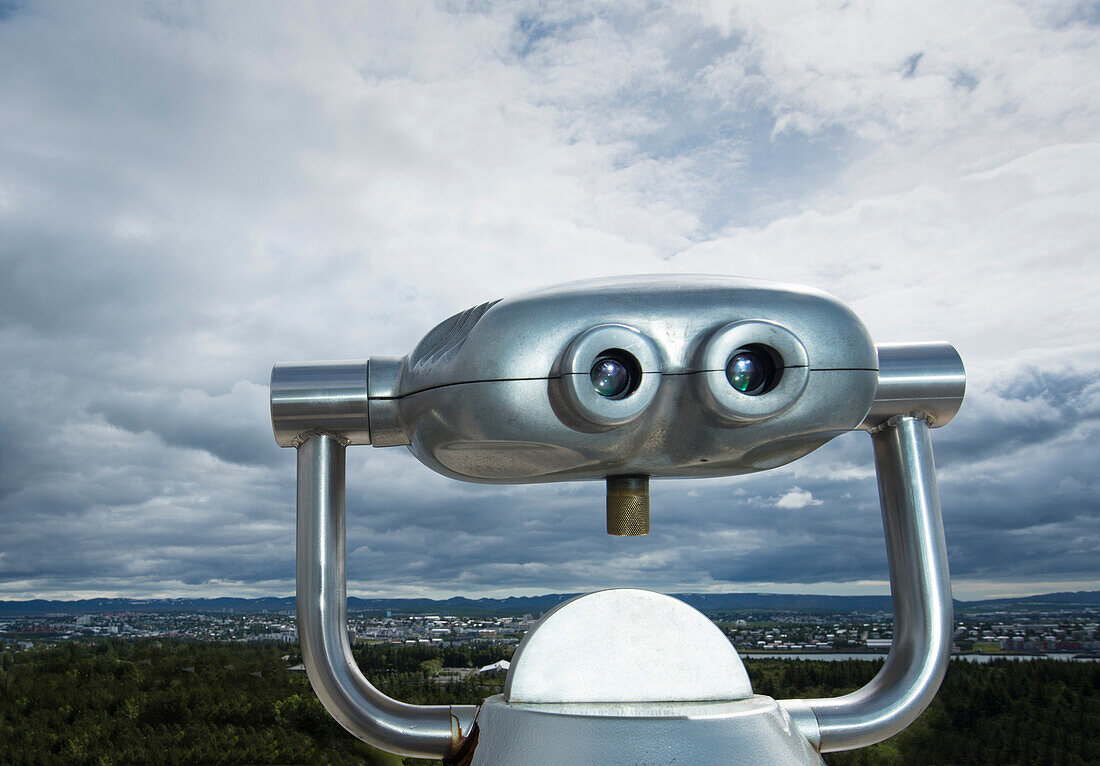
[1,640,1097,765]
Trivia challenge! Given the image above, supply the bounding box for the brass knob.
[606,475,649,536]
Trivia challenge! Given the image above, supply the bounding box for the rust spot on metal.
[444,722,480,766]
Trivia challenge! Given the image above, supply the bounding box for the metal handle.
[296,433,476,757]
[781,414,953,752]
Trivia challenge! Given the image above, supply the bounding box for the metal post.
[296,433,477,758]
[781,414,953,752]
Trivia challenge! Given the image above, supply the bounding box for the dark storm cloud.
[92,384,278,468]
[933,370,1100,467]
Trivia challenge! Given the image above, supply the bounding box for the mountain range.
[1,590,1097,617]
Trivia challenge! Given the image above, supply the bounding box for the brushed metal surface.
[296,435,476,757]
[470,695,825,766]
[404,275,874,384]
[550,322,664,431]
[861,343,965,430]
[395,275,878,482]
[780,415,953,752]
[695,319,810,424]
[365,356,406,447]
[270,361,369,447]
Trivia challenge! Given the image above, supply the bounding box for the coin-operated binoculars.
[270,275,964,765]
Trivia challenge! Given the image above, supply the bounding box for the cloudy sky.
[1,1,1097,602]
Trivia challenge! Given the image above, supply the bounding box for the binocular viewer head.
[270,275,965,763]
[271,275,964,485]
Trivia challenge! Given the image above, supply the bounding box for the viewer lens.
[726,350,774,395]
[591,354,636,399]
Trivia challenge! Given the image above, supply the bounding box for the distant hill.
[956,591,1100,610]
[1,590,1097,617]
[0,596,297,617]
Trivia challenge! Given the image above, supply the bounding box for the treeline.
[0,640,511,766]
[1,641,1097,765]
[746,658,1100,765]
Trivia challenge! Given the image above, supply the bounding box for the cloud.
[775,487,824,509]
[91,382,276,467]
[0,0,1096,600]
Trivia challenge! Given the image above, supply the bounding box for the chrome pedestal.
[470,696,824,766]
[467,588,823,766]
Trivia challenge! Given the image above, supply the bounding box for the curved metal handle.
[297,433,477,758]
[781,414,953,752]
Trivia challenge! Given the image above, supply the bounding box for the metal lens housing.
[698,320,809,424]
[553,324,662,431]
[380,276,880,480]
[725,346,777,396]
[591,350,640,399]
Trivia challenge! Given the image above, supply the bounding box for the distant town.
[2,602,1097,658]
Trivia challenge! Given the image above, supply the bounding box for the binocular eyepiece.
[588,342,776,398]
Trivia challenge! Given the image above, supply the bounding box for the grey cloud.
[933,370,1100,465]
[902,53,923,78]
[91,382,277,467]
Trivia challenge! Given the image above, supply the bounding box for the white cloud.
[775,487,824,510]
